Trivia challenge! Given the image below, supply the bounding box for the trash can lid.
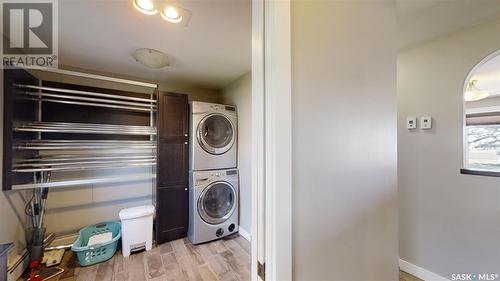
[119,205,155,220]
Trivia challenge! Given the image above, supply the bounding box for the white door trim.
[251,0,293,280]
[251,0,264,279]
[263,0,292,280]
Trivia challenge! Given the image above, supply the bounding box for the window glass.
[467,125,500,171]
[464,51,500,172]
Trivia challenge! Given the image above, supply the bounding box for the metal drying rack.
[7,68,159,263]
[10,68,158,190]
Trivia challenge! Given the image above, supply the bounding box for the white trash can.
[119,205,155,257]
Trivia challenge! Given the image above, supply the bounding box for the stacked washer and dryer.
[188,102,239,244]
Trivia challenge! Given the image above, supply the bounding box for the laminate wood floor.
[27,234,421,281]
[399,270,423,281]
[45,234,251,281]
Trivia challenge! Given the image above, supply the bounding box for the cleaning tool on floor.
[29,267,64,281]
[26,172,52,281]
[42,249,65,267]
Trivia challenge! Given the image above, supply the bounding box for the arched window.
[463,50,500,175]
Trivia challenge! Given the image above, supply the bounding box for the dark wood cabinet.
[156,186,188,243]
[158,92,188,140]
[3,70,44,190]
[158,141,188,187]
[155,92,189,244]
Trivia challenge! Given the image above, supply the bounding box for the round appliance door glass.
[198,181,237,225]
[197,114,235,155]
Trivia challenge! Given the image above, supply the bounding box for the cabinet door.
[157,141,188,187]
[158,92,188,140]
[156,186,188,243]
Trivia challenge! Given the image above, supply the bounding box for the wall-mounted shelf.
[3,68,158,190]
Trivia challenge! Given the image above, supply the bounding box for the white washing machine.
[188,169,239,244]
[190,101,237,171]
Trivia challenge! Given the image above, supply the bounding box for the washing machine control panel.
[193,169,238,187]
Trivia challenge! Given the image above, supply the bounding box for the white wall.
[291,1,398,280]
[398,17,500,277]
[222,72,252,239]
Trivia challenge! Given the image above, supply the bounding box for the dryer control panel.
[191,101,237,116]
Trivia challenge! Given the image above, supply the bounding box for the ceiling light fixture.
[133,48,170,69]
[464,80,490,102]
[133,0,158,15]
[160,6,183,23]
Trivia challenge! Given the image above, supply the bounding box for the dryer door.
[197,113,235,155]
[198,181,237,225]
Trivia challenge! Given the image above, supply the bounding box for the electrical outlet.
[421,116,432,129]
[407,117,417,130]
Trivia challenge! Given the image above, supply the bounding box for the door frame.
[251,0,292,280]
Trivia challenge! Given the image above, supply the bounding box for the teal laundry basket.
[71,221,121,266]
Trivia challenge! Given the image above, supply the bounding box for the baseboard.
[238,226,251,242]
[8,250,29,281]
[399,259,449,281]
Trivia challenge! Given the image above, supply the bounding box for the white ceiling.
[397,0,500,48]
[471,52,500,97]
[58,0,251,89]
[58,0,499,88]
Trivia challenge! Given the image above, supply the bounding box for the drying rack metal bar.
[22,140,156,143]
[20,67,158,89]
[15,155,155,163]
[12,173,157,190]
[18,121,154,129]
[19,90,156,107]
[14,158,156,167]
[19,97,153,112]
[15,85,156,103]
[14,128,156,135]
[16,140,156,145]
[14,145,156,150]
[13,161,156,172]
[14,121,156,135]
[17,89,156,113]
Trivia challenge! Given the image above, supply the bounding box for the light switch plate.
[421,116,432,129]
[407,117,417,129]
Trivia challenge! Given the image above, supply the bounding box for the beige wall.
[398,17,500,277]
[292,1,398,280]
[221,72,252,238]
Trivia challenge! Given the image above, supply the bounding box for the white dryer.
[188,169,239,244]
[190,101,237,171]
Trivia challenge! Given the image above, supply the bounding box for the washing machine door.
[197,113,235,155]
[198,181,237,225]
